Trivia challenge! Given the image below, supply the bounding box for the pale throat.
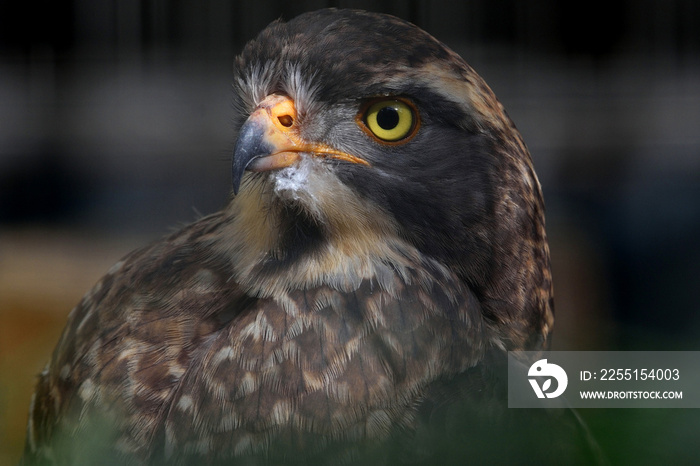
[220,158,417,296]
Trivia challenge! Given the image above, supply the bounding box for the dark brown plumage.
[21,9,577,465]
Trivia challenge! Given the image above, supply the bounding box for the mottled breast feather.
[24,211,487,464]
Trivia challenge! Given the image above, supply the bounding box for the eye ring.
[357,98,420,144]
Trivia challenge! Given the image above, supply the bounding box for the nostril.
[278,115,293,127]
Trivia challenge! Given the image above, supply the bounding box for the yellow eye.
[362,99,418,142]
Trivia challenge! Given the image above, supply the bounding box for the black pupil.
[376,106,400,130]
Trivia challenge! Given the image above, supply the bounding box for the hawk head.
[229,9,553,350]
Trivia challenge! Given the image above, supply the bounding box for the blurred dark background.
[1,1,699,464]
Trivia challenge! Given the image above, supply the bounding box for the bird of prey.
[21,8,596,466]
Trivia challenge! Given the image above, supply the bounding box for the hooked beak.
[232,94,369,194]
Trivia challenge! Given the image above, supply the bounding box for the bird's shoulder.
[24,212,248,462]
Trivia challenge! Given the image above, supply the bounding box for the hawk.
[22,8,595,465]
